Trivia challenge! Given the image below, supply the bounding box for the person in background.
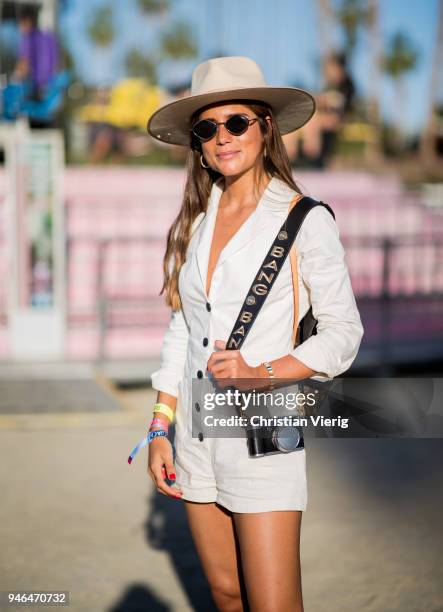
[85,87,126,164]
[12,6,59,101]
[321,51,355,118]
[287,51,356,169]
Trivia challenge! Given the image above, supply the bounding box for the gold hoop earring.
[200,154,210,169]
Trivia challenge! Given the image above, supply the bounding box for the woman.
[144,56,363,611]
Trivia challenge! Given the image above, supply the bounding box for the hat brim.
[147,86,316,146]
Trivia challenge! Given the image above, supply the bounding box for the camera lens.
[272,426,302,452]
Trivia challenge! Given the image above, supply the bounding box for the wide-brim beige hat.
[147,56,316,146]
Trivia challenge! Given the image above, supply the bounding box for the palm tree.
[125,49,157,83]
[87,6,114,47]
[420,0,443,167]
[335,0,368,62]
[86,5,116,90]
[382,31,419,150]
[160,22,197,60]
[366,0,383,163]
[137,0,169,13]
[315,0,334,60]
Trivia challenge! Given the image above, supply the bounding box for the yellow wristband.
[153,402,175,423]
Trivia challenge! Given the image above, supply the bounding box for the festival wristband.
[153,402,175,423]
[127,429,168,464]
[150,417,169,430]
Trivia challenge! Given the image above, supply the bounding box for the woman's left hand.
[206,340,266,391]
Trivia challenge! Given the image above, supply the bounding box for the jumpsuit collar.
[197,175,297,300]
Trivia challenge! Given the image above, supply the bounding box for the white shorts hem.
[179,485,217,504]
[216,496,307,514]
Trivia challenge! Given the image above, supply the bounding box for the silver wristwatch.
[262,361,275,390]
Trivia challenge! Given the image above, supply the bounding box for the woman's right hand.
[147,437,183,499]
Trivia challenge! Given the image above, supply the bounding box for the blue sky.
[56,0,441,136]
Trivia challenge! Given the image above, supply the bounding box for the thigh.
[184,501,243,595]
[233,510,303,612]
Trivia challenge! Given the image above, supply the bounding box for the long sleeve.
[150,307,190,397]
[150,213,205,397]
[290,205,364,380]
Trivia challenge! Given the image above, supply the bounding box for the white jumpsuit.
[151,175,364,512]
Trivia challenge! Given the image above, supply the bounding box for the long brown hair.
[160,100,304,310]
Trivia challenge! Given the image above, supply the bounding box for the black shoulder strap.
[226,196,335,351]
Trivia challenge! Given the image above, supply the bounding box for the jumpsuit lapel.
[195,177,279,300]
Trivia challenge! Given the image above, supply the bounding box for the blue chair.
[1,81,31,121]
[1,70,71,123]
[23,70,71,122]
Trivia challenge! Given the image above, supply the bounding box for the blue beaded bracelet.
[127,429,168,464]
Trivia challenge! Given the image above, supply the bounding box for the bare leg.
[184,501,246,612]
[89,127,112,163]
[233,510,303,612]
[301,115,323,159]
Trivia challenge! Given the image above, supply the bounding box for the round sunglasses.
[191,113,260,142]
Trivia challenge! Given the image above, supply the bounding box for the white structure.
[1,119,66,359]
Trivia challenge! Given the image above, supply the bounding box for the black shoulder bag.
[224,195,335,457]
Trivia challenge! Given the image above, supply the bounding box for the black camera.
[246,424,304,457]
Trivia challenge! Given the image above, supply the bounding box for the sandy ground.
[0,385,442,612]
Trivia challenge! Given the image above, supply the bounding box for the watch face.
[272,426,301,452]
